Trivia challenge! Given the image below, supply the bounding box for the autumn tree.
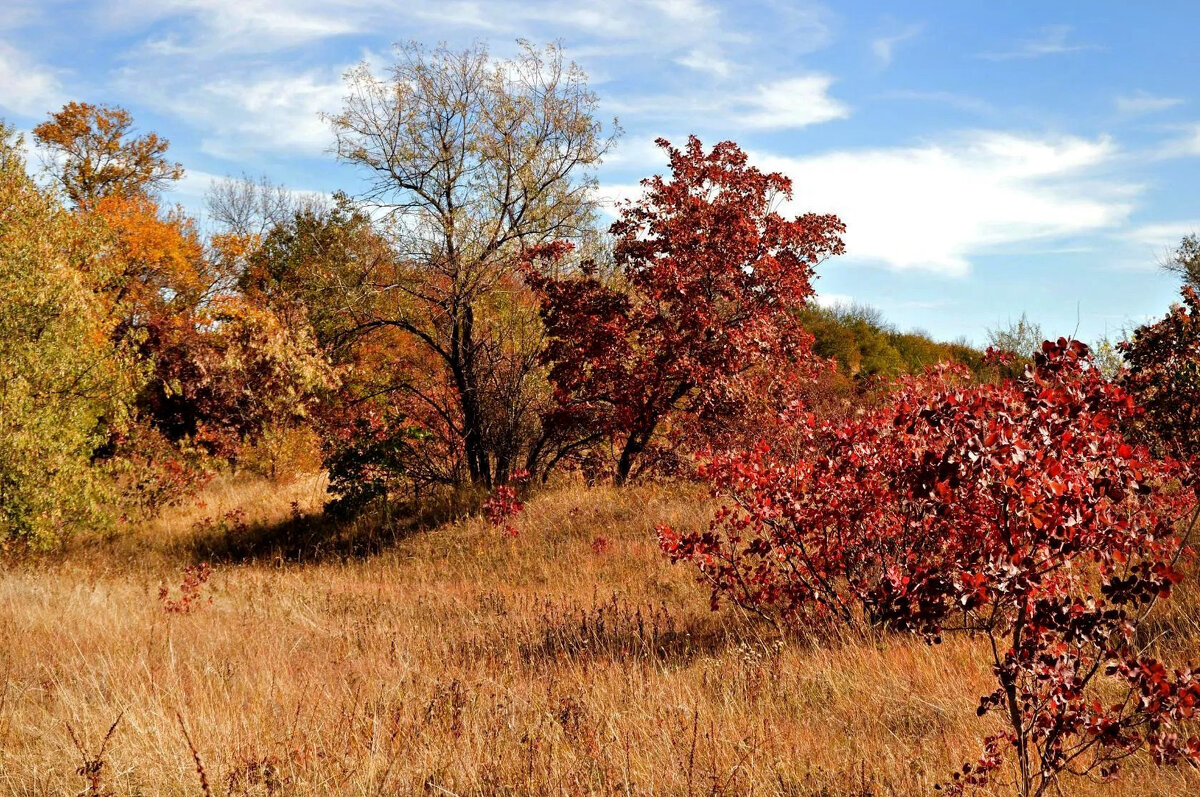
[1091,333,1126,380]
[31,104,334,510]
[1161,233,1200,290]
[88,194,214,326]
[32,103,215,336]
[33,102,182,208]
[204,175,323,295]
[0,124,139,545]
[327,40,615,489]
[134,297,335,462]
[1120,286,1200,461]
[238,197,463,502]
[800,303,905,378]
[239,195,393,352]
[663,340,1200,796]
[527,137,845,484]
[206,174,314,241]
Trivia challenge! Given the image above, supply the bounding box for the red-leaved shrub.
[159,563,213,614]
[484,469,529,538]
[662,339,1200,796]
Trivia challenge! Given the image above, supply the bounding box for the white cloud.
[124,67,344,159]
[676,48,734,78]
[0,1,45,31]
[871,23,923,67]
[168,167,331,220]
[603,137,672,171]
[70,0,836,170]
[595,181,645,214]
[648,0,720,26]
[1122,221,1198,251]
[201,71,343,157]
[739,75,850,129]
[980,25,1096,61]
[1115,91,1184,116]
[105,0,367,53]
[172,168,228,201]
[1154,124,1200,159]
[597,132,1133,277]
[109,0,734,56]
[755,132,1133,275]
[0,41,63,118]
[814,291,854,308]
[602,72,849,131]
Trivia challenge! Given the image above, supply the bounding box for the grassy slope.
[1,478,1197,796]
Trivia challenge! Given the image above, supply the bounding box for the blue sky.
[4,0,1200,345]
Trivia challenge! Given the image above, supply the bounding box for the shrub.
[662,340,1200,796]
[321,402,438,517]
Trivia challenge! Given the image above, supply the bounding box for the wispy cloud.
[739,75,850,129]
[1121,221,1198,251]
[980,25,1096,61]
[882,89,995,116]
[675,48,734,78]
[813,291,855,308]
[604,72,849,131]
[0,41,64,118]
[1152,124,1200,159]
[871,23,923,67]
[89,0,837,169]
[110,0,751,59]
[105,0,368,54]
[600,132,1133,277]
[1115,91,1184,116]
[118,65,346,159]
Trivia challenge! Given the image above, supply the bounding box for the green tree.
[800,303,985,381]
[1091,334,1126,380]
[0,124,139,546]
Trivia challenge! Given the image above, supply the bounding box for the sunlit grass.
[0,478,1196,795]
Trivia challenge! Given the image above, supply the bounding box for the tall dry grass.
[1,478,1198,795]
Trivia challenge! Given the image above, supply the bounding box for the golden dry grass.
[1,478,1198,796]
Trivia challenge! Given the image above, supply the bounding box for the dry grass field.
[1,477,1198,796]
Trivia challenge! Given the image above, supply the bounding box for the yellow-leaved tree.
[0,123,140,546]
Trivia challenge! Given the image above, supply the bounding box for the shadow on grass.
[186,489,486,564]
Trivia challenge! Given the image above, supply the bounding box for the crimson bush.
[662,340,1200,796]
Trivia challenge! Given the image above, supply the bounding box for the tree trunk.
[615,427,650,486]
[457,303,494,489]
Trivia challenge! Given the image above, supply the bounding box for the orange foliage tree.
[33,102,182,209]
[32,103,334,513]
